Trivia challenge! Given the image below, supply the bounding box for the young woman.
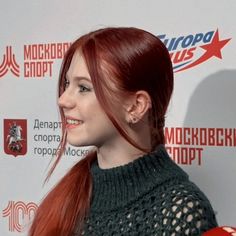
[29,27,217,236]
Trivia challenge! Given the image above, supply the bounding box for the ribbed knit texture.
[76,145,217,235]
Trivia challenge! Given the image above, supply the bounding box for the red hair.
[29,27,173,236]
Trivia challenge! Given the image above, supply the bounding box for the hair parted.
[29,27,173,236]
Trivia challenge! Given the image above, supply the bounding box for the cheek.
[87,99,104,119]
[87,102,116,131]
[90,106,112,127]
[81,95,124,136]
[79,98,109,125]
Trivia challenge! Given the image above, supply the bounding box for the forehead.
[66,50,91,79]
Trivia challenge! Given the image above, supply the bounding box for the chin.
[67,141,85,147]
[67,136,93,148]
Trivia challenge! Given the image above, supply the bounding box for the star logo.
[175,29,231,73]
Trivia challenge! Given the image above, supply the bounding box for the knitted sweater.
[79,145,217,236]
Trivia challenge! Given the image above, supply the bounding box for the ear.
[125,90,152,124]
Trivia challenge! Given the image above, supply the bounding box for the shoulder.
[155,178,218,235]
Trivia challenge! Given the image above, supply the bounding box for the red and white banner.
[1,1,236,235]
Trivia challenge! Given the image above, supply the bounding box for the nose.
[58,90,76,109]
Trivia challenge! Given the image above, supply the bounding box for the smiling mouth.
[66,118,83,128]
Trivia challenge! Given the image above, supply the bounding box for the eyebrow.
[66,74,92,83]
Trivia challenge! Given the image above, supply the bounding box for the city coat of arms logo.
[4,119,27,157]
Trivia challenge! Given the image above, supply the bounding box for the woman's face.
[58,50,121,148]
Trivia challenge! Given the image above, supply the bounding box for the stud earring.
[132,117,138,123]
[129,116,138,124]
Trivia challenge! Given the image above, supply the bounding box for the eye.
[79,84,91,92]
[64,79,70,89]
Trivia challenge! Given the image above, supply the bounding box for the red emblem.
[0,46,20,78]
[203,226,236,235]
[4,119,27,157]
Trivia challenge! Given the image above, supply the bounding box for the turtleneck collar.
[90,145,188,213]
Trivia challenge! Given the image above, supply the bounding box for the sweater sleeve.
[159,181,218,235]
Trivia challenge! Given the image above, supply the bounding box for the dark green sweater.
[80,145,217,235]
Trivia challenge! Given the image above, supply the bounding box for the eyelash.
[64,79,69,89]
[63,79,91,92]
[79,85,91,92]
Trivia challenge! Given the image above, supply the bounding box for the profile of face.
[58,27,173,152]
[58,50,124,148]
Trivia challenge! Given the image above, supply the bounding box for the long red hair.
[29,27,173,236]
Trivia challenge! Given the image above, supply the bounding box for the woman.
[29,27,217,236]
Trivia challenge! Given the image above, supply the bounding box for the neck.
[96,134,151,169]
[97,146,145,169]
[96,117,152,169]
